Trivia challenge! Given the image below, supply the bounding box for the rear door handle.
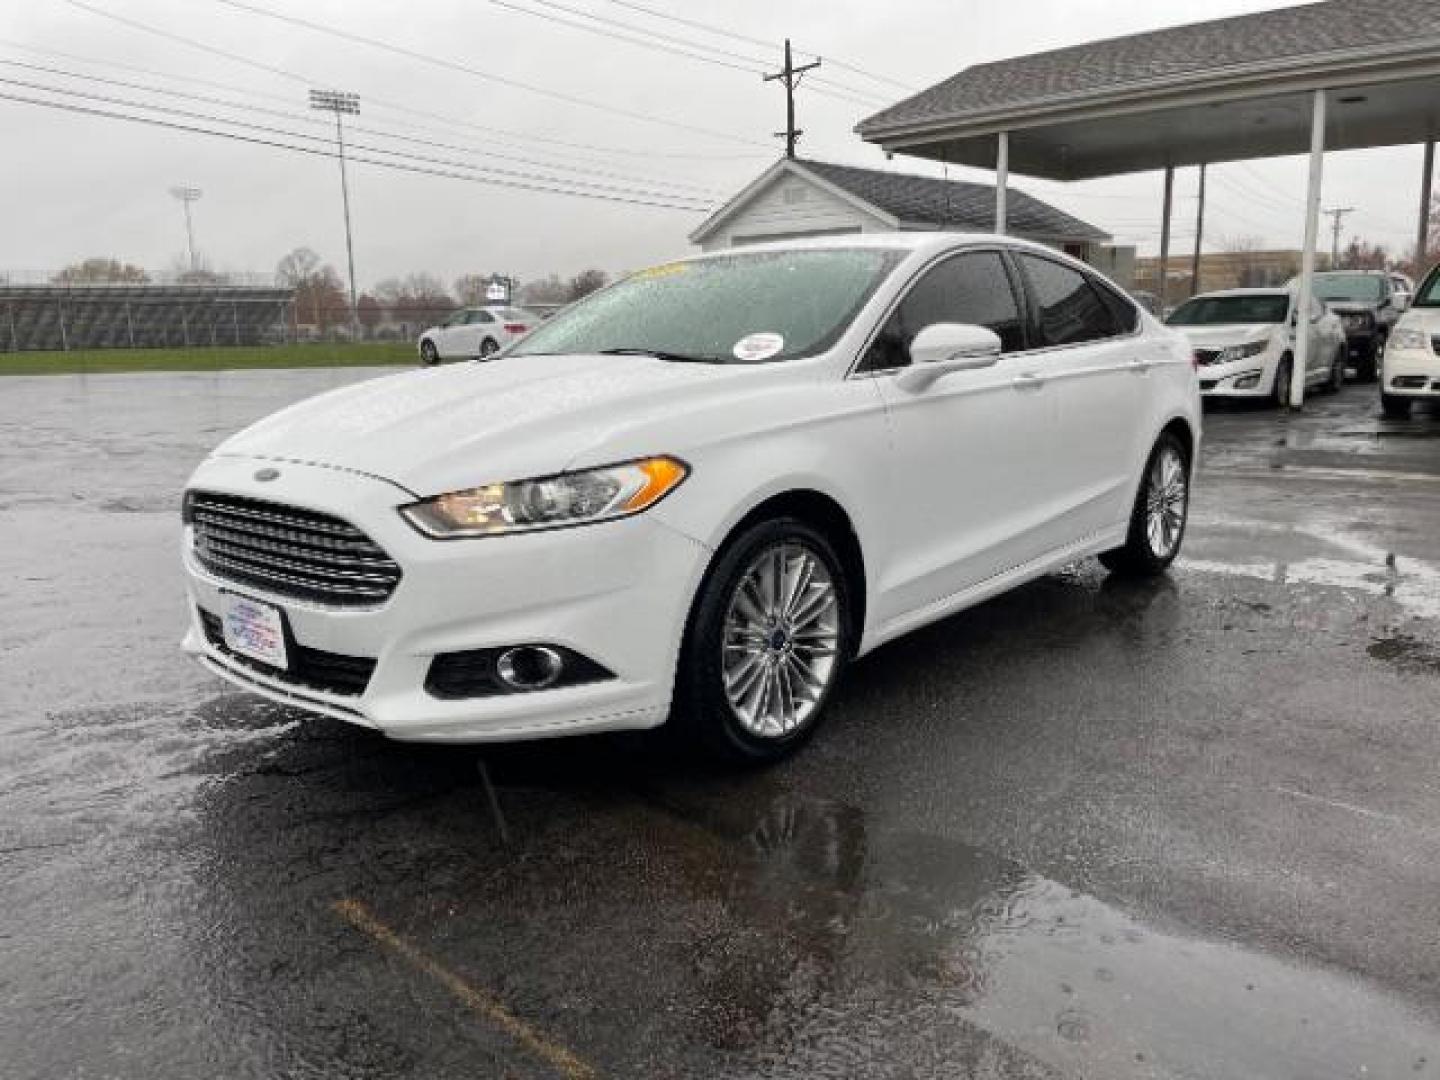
[1012,372,1046,390]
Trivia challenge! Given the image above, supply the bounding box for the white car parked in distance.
[1166,288,1346,404]
[181,234,1200,763]
[418,306,535,364]
[1380,263,1440,418]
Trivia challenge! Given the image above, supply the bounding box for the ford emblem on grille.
[254,467,280,482]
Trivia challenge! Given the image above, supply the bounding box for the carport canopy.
[857,0,1440,406]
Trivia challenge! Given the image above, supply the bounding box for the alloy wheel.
[1145,445,1188,558]
[721,542,840,738]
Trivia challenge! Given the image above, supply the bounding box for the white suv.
[181,234,1199,762]
[1381,264,1440,418]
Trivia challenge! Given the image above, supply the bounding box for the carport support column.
[1418,139,1435,269]
[995,131,1009,235]
[1292,89,1327,410]
[1158,166,1174,310]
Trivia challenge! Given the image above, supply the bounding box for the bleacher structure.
[1,284,295,351]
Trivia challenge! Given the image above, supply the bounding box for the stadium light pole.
[169,186,202,276]
[309,88,361,340]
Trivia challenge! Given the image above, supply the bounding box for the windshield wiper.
[597,347,723,364]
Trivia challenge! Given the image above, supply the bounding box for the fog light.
[496,646,564,691]
[1233,372,1261,389]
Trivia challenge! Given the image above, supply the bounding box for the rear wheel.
[672,518,852,764]
[478,337,500,359]
[1381,393,1411,419]
[1099,432,1190,578]
[420,339,440,366]
[1326,346,1345,393]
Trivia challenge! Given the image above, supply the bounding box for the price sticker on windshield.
[733,332,785,362]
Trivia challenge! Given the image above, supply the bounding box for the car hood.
[214,353,765,496]
[1396,307,1440,334]
[1172,324,1277,347]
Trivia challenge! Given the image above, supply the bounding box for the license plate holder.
[220,592,289,670]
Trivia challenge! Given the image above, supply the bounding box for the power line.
[591,0,918,91]
[0,36,768,163]
[0,57,727,197]
[0,84,716,211]
[483,0,888,106]
[201,0,771,146]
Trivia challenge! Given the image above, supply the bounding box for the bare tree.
[518,274,570,305]
[567,268,609,301]
[1339,238,1391,271]
[276,247,347,328]
[52,257,149,284]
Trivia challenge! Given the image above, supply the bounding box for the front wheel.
[1381,393,1411,419]
[672,519,852,764]
[1271,355,1293,408]
[419,339,440,366]
[478,338,500,359]
[1099,432,1190,578]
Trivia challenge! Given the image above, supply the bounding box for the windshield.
[1413,265,1440,308]
[1166,294,1289,326]
[509,248,905,362]
[1311,274,1385,303]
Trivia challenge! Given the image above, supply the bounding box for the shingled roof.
[795,159,1107,241]
[689,158,1109,245]
[859,0,1440,138]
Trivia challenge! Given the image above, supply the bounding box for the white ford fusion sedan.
[180,234,1199,762]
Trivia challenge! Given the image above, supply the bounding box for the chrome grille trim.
[189,491,401,607]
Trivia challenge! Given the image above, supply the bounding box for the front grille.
[200,609,376,697]
[1198,379,1217,391]
[188,490,401,607]
[1193,348,1222,367]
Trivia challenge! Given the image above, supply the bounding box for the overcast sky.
[0,0,1431,291]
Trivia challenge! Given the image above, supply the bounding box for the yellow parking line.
[332,898,598,1080]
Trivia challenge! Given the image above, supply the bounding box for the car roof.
[1313,269,1387,277]
[1186,288,1291,299]
[677,229,1091,266]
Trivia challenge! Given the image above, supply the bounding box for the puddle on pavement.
[675,795,1439,1079]
[1181,517,1440,622]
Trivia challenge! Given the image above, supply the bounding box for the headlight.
[1390,327,1429,351]
[400,455,689,538]
[1217,340,1268,362]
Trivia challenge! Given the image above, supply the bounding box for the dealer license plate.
[221,593,289,670]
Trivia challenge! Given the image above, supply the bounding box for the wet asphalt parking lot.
[3,368,1440,1079]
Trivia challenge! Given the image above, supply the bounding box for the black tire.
[671,517,853,765]
[1356,341,1379,383]
[419,339,440,366]
[1326,347,1345,393]
[1271,355,1293,408]
[1099,431,1191,578]
[1381,393,1411,419]
[478,337,500,359]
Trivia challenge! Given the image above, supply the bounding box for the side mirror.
[896,323,1002,392]
[1394,292,1411,312]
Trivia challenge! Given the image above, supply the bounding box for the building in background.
[691,158,1122,274]
[1133,249,1328,307]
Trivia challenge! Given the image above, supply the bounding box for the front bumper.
[1196,354,1276,398]
[1382,345,1440,399]
[180,456,711,742]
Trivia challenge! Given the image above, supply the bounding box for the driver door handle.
[1012,372,1046,391]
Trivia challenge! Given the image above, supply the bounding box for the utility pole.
[1322,206,1355,267]
[763,39,820,158]
[309,88,361,340]
[169,186,202,275]
[1190,163,1206,297]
